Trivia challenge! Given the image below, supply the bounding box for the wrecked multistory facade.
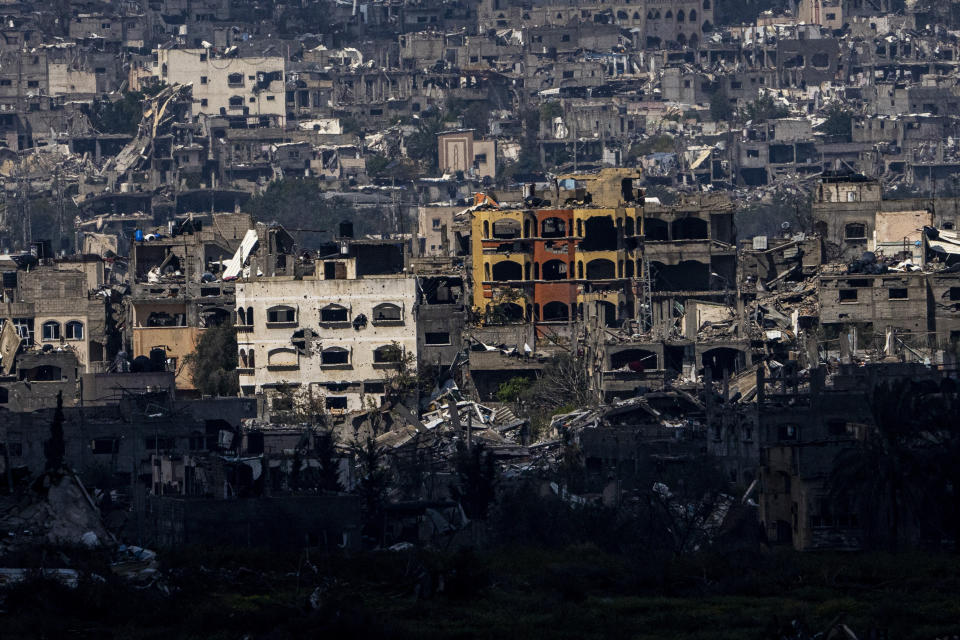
[0,383,257,492]
[126,213,251,393]
[149,49,286,127]
[734,118,820,186]
[813,172,960,262]
[0,253,114,384]
[477,0,712,49]
[581,191,747,401]
[756,363,942,550]
[465,171,749,404]
[417,275,467,370]
[814,224,960,353]
[234,232,417,416]
[470,170,644,333]
[416,204,468,258]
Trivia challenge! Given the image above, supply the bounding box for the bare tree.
[521,353,595,435]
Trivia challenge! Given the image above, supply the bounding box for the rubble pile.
[0,473,113,555]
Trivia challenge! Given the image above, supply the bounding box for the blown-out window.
[321,347,350,365]
[372,303,402,323]
[373,344,402,364]
[320,304,349,322]
[267,306,296,323]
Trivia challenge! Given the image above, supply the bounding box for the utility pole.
[639,253,654,334]
[54,167,65,254]
[14,158,31,251]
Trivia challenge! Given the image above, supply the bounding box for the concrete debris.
[0,473,113,555]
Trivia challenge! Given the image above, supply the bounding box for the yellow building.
[470,170,644,325]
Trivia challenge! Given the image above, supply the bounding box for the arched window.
[41,321,60,341]
[542,301,569,321]
[372,303,402,323]
[227,72,244,86]
[320,304,349,322]
[645,218,669,241]
[247,307,254,325]
[266,305,296,323]
[482,220,489,238]
[373,344,403,364]
[677,10,685,21]
[542,259,568,281]
[65,320,83,340]
[647,10,655,18]
[702,20,713,32]
[248,349,255,368]
[665,10,673,19]
[321,346,350,366]
[633,11,641,19]
[491,260,522,281]
[676,33,687,46]
[239,349,248,368]
[586,258,616,279]
[617,10,628,19]
[237,307,246,325]
[267,347,298,367]
[689,9,697,21]
[703,0,710,9]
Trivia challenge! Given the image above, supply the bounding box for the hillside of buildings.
[0,0,957,637]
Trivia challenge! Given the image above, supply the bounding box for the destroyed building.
[234,229,417,416]
[127,213,251,393]
[755,363,945,550]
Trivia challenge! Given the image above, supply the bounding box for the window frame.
[320,346,351,368]
[424,331,452,346]
[371,303,403,325]
[41,320,61,341]
[266,305,297,325]
[65,320,84,340]
[372,344,404,367]
[319,303,350,325]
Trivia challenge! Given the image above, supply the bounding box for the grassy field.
[3,544,960,639]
